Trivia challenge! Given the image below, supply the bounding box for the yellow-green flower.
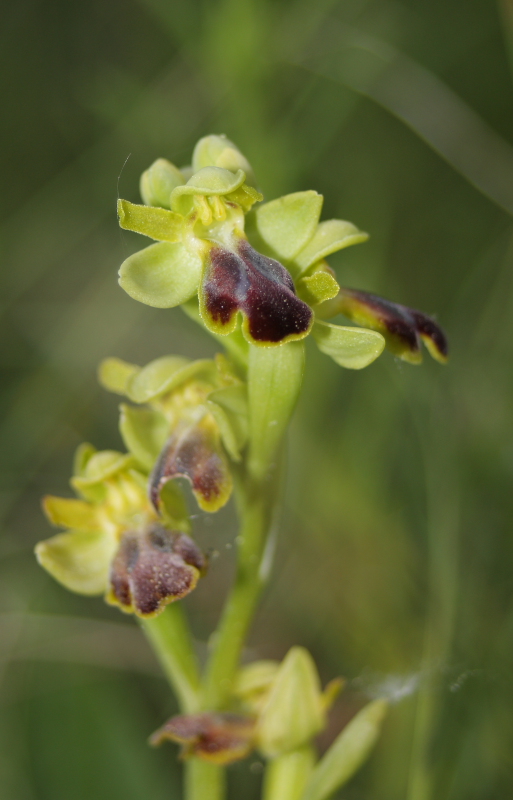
[117,134,447,369]
[35,445,206,617]
[98,353,247,514]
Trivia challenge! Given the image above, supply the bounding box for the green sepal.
[312,320,385,370]
[300,699,388,800]
[98,358,139,396]
[295,219,368,274]
[42,496,100,531]
[118,241,202,309]
[257,647,325,757]
[35,529,116,596]
[192,134,257,188]
[140,158,185,208]
[252,191,323,262]
[117,199,183,242]
[119,404,169,470]
[296,270,340,306]
[207,384,249,462]
[159,481,191,534]
[247,342,305,480]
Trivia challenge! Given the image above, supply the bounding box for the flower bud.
[256,647,329,757]
[140,158,185,208]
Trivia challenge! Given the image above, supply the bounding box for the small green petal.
[119,241,202,309]
[119,404,169,470]
[296,270,340,306]
[35,529,116,596]
[252,191,323,262]
[127,356,215,404]
[71,451,133,500]
[312,320,385,370]
[301,699,388,800]
[295,219,369,273]
[98,357,139,396]
[192,134,257,188]
[117,199,183,242]
[42,496,99,531]
[124,356,189,401]
[140,159,185,208]
[73,442,97,478]
[207,384,248,462]
[170,167,246,214]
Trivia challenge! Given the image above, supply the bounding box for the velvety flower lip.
[150,712,255,765]
[108,524,206,617]
[321,287,448,364]
[149,416,232,513]
[200,237,313,345]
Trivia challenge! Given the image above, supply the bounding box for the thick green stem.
[140,602,201,713]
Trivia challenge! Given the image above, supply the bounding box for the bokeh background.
[2,0,513,798]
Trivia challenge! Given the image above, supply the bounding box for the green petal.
[43,496,99,531]
[301,699,388,800]
[73,443,96,478]
[296,270,340,306]
[117,199,183,242]
[192,134,257,188]
[126,356,215,403]
[312,320,385,370]
[170,167,247,215]
[207,385,248,462]
[35,529,116,596]
[71,451,133,501]
[140,159,185,208]
[98,357,139,396]
[295,219,369,273]
[119,404,169,470]
[252,191,323,262]
[119,241,202,309]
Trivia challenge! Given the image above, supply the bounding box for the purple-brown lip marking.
[108,525,206,616]
[150,712,255,764]
[149,421,231,512]
[338,288,448,361]
[202,239,313,343]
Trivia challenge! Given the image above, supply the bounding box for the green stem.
[201,471,273,710]
[263,748,316,800]
[140,602,201,713]
[184,760,226,800]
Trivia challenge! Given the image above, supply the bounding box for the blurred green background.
[2,0,513,797]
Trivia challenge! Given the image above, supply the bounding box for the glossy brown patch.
[150,712,255,765]
[201,239,313,344]
[338,288,448,363]
[108,525,205,617]
[149,418,232,512]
